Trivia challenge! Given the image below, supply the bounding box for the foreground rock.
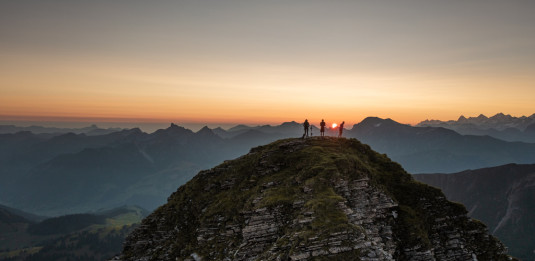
[119,137,514,260]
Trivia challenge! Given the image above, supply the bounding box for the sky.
[1,0,535,128]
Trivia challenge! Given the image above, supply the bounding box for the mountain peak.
[228,124,251,132]
[195,126,218,137]
[119,127,142,134]
[280,121,299,126]
[352,117,407,132]
[197,126,212,133]
[165,123,189,132]
[477,114,488,119]
[129,127,142,133]
[491,112,512,120]
[121,137,511,261]
[359,116,399,126]
[151,123,193,138]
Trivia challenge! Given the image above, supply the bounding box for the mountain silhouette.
[120,138,512,260]
[346,117,535,173]
[0,124,123,136]
[2,119,535,216]
[417,113,535,142]
[2,123,276,215]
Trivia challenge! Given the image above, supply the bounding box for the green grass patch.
[105,212,144,227]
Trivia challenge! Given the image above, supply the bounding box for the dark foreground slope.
[414,164,535,260]
[120,138,512,261]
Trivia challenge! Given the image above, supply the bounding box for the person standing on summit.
[303,119,310,138]
[320,119,326,137]
[338,121,345,137]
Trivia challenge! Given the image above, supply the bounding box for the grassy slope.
[0,206,146,261]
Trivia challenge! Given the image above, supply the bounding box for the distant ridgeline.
[0,124,123,135]
[417,113,535,142]
[346,117,535,173]
[119,138,514,260]
[2,117,535,217]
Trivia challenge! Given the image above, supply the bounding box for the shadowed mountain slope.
[414,163,535,260]
[0,205,148,261]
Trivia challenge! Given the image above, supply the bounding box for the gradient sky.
[1,0,534,127]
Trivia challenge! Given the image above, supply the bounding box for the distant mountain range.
[345,117,535,173]
[414,163,535,260]
[0,123,296,216]
[417,113,535,142]
[1,117,535,216]
[0,124,123,136]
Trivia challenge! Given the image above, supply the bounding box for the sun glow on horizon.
[332,123,337,129]
[1,2,535,126]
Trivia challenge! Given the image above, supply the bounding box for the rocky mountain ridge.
[119,138,513,260]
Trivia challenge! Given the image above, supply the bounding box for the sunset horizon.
[1,111,534,133]
[2,1,534,128]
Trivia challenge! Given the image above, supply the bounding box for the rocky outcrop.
[119,137,514,261]
[415,164,535,260]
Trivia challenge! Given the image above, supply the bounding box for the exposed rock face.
[414,164,535,260]
[119,138,513,261]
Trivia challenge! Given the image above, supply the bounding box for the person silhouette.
[338,121,345,137]
[303,119,310,138]
[320,119,326,137]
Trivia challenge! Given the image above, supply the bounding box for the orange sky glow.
[1,1,534,128]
